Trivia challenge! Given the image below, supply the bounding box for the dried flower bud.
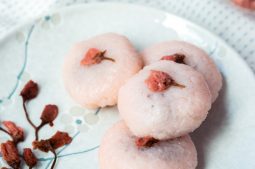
[23,148,37,168]
[145,70,185,92]
[20,80,39,101]
[145,70,173,92]
[40,105,58,126]
[80,48,114,65]
[49,131,72,150]
[33,131,72,152]
[32,140,52,152]
[135,136,159,148]
[3,121,24,143]
[161,53,185,64]
[0,141,20,169]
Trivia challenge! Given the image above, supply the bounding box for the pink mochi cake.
[99,121,198,169]
[118,60,211,140]
[141,40,222,102]
[62,33,143,108]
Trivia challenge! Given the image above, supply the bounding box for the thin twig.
[22,101,37,129]
[101,50,115,62]
[94,107,101,115]
[0,127,18,145]
[172,81,186,88]
[0,127,11,137]
[50,150,57,169]
[35,122,46,141]
[102,56,115,62]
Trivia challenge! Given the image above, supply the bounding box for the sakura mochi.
[99,121,197,169]
[141,40,222,102]
[118,60,211,140]
[62,33,143,108]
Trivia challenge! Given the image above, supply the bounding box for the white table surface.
[0,0,254,72]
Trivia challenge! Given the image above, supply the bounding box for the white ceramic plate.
[0,3,255,169]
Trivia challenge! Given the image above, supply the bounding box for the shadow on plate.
[191,78,228,169]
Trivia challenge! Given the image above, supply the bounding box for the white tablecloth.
[0,0,254,72]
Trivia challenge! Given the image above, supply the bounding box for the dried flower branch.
[33,131,72,169]
[80,48,115,65]
[20,81,38,130]
[20,81,59,141]
[0,80,70,169]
